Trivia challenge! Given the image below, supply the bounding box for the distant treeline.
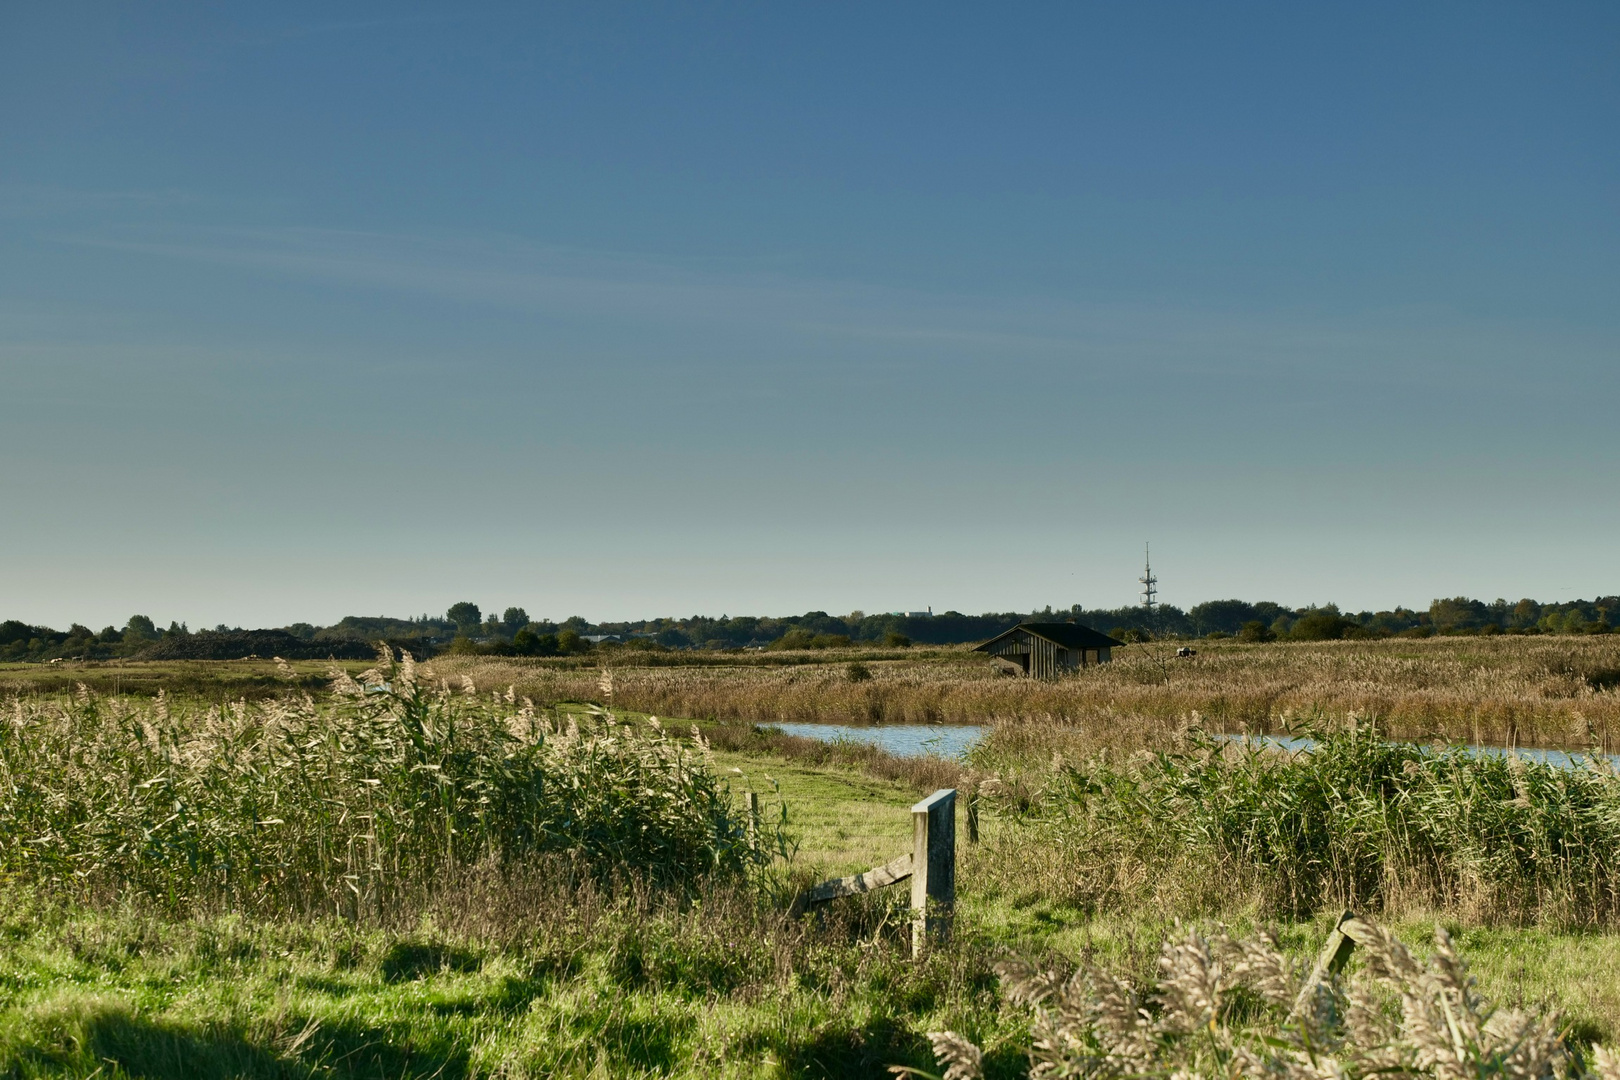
[2,595,1616,664]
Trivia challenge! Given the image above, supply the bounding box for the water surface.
[773,723,985,760]
[769,724,1615,769]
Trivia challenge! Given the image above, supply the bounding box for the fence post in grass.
[745,791,760,852]
[966,790,980,844]
[1290,911,1370,1019]
[910,788,956,958]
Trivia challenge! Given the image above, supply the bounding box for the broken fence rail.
[790,788,957,958]
[1290,910,1377,1018]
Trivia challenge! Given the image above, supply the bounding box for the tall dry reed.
[443,635,1620,750]
[0,649,768,916]
[974,722,1620,929]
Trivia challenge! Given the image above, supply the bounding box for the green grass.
[715,749,919,876]
[0,870,1023,1079]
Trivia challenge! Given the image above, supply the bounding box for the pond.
[769,724,1617,768]
[773,723,985,760]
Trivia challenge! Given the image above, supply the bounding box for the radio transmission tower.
[1139,542,1158,611]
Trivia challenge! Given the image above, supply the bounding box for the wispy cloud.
[50,222,1610,402]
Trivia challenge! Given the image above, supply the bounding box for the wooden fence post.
[1289,911,1371,1019]
[966,791,980,844]
[910,788,956,958]
[745,792,760,852]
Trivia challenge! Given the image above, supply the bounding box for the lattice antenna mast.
[1139,542,1157,611]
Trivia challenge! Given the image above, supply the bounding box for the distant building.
[973,622,1125,679]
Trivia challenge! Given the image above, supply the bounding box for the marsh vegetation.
[6,635,1620,1077]
[443,633,1620,749]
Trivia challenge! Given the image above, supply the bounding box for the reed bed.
[974,722,1620,930]
[925,918,1608,1080]
[0,650,766,917]
[443,635,1620,750]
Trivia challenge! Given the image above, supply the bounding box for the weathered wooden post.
[910,788,956,957]
[1289,911,1372,1019]
[745,791,761,852]
[966,790,980,844]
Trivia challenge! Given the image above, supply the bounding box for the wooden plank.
[1289,911,1362,1018]
[790,853,913,916]
[911,788,957,957]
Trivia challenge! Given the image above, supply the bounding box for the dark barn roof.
[973,622,1126,652]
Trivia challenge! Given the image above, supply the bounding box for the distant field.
[0,657,350,700]
[10,634,1620,746]
[439,633,1620,750]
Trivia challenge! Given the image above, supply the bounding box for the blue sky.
[3,3,1617,628]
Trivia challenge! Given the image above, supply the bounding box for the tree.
[1509,599,1541,630]
[447,602,481,634]
[501,607,529,635]
[512,628,558,656]
[1290,609,1355,641]
[0,621,35,647]
[1188,600,1259,636]
[1429,597,1490,633]
[125,615,158,641]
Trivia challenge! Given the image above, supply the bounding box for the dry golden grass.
[440,634,1620,750]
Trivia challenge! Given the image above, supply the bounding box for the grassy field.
[6,737,1617,1078]
[0,658,347,701]
[5,640,1620,1077]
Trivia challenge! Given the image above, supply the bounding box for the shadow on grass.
[762,1017,1026,1080]
[82,1008,470,1080]
[427,975,549,1018]
[764,1016,926,1080]
[379,940,481,982]
[83,1010,301,1080]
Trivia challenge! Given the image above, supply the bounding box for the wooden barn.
[973,622,1125,679]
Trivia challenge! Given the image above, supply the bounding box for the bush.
[846,662,872,682]
[0,650,770,914]
[884,631,912,648]
[768,629,852,650]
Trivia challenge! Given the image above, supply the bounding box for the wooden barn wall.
[1031,636,1057,678]
[982,631,1113,677]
